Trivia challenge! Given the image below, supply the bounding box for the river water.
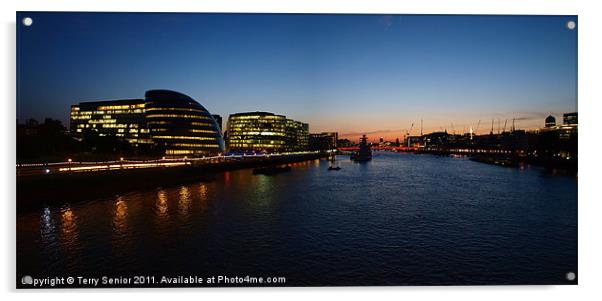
[17,152,577,286]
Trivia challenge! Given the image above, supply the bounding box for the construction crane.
[471,120,481,140]
[405,123,414,147]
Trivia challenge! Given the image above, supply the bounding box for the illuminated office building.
[285,119,309,151]
[70,90,224,156]
[70,99,151,146]
[144,90,224,156]
[226,112,309,153]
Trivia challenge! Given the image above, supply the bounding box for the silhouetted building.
[309,132,338,151]
[545,115,556,128]
[226,112,309,153]
[337,138,353,147]
[563,112,577,125]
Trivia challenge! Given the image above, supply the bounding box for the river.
[16,152,578,286]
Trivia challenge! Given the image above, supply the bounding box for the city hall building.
[70,90,224,157]
[225,112,309,153]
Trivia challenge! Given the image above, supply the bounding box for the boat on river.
[351,135,372,162]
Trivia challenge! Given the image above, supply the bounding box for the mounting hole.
[566,272,576,281]
[22,17,33,27]
[566,20,576,30]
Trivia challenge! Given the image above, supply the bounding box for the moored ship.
[351,135,372,162]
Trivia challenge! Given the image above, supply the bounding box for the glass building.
[70,99,151,146]
[70,90,224,157]
[226,112,309,153]
[144,90,224,156]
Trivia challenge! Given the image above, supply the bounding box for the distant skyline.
[17,13,577,141]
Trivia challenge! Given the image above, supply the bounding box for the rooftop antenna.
[490,119,494,135]
[420,119,423,136]
[502,119,507,133]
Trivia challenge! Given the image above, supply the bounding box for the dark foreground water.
[17,152,577,286]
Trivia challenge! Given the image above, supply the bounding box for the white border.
[2,0,601,300]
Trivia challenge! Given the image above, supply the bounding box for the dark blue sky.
[17,13,577,139]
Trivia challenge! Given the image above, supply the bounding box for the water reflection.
[39,207,58,253]
[111,197,132,256]
[112,197,128,234]
[223,171,231,186]
[198,183,208,212]
[40,207,54,236]
[253,174,275,208]
[155,189,168,218]
[178,186,191,217]
[59,206,78,244]
[58,205,80,267]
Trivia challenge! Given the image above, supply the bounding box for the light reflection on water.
[178,186,191,218]
[155,190,168,218]
[17,154,577,285]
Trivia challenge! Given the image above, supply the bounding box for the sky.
[17,13,577,141]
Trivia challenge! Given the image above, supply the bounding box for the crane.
[405,123,414,147]
[471,120,481,140]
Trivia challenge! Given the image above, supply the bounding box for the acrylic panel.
[16,12,578,288]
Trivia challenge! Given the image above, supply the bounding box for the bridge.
[338,146,418,152]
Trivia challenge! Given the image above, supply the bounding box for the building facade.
[70,99,151,147]
[225,112,309,153]
[286,119,309,151]
[212,114,223,133]
[309,132,338,151]
[70,90,224,157]
[563,112,577,125]
[144,90,224,156]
